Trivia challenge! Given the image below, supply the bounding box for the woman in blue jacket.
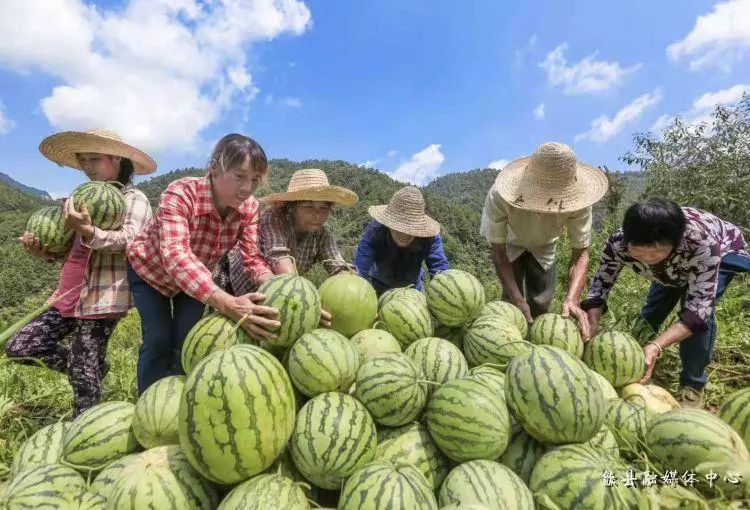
[354,186,450,295]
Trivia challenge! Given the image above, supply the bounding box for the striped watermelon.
[89,452,141,502]
[505,345,605,444]
[375,422,451,490]
[70,181,126,230]
[528,313,584,358]
[604,398,647,454]
[646,408,750,474]
[481,300,528,338]
[3,464,88,509]
[529,444,638,509]
[718,387,750,450]
[181,313,252,375]
[10,421,69,477]
[218,473,310,510]
[61,491,108,509]
[404,337,468,391]
[585,424,620,459]
[354,353,427,426]
[378,297,433,348]
[589,368,619,401]
[426,269,485,327]
[178,344,296,484]
[289,392,377,489]
[463,315,530,369]
[25,205,74,253]
[258,274,322,348]
[468,365,507,399]
[378,287,427,309]
[433,323,464,351]
[438,460,534,510]
[63,401,140,470]
[288,328,359,397]
[583,330,646,388]
[318,272,378,337]
[108,446,218,510]
[350,328,401,364]
[498,423,545,484]
[425,377,511,462]
[132,375,184,449]
[339,461,438,510]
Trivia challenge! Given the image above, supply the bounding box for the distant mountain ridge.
[0,171,52,200]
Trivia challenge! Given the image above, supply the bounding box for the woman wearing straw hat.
[479,142,608,338]
[127,134,280,394]
[354,186,450,296]
[6,129,156,416]
[220,168,358,300]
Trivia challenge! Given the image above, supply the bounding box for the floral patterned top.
[581,208,748,333]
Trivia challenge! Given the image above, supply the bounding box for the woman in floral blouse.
[581,199,749,408]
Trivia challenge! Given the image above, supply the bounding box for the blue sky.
[0,0,749,196]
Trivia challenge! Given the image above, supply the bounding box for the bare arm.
[562,248,592,340]
[490,243,532,323]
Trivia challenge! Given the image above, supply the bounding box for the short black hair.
[116,158,134,186]
[209,133,268,176]
[622,198,686,248]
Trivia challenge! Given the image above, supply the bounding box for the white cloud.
[576,89,662,143]
[651,83,750,133]
[667,0,750,72]
[539,43,641,95]
[391,144,445,186]
[488,159,509,170]
[533,103,545,120]
[0,101,15,134]
[0,0,312,154]
[281,97,302,107]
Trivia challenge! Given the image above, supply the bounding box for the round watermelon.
[288,328,359,397]
[505,345,604,444]
[404,337,468,391]
[3,464,88,509]
[11,421,69,477]
[480,300,528,338]
[426,269,485,327]
[63,401,140,471]
[289,392,378,490]
[378,287,427,309]
[181,313,252,375]
[258,274,322,348]
[339,461,438,510]
[25,205,74,253]
[132,375,184,449]
[528,313,584,358]
[349,328,402,364]
[718,387,750,450]
[70,181,126,230]
[89,452,141,502]
[425,377,510,462]
[463,315,530,369]
[375,422,451,490]
[439,460,534,510]
[218,473,310,510]
[178,344,296,484]
[354,353,427,427]
[583,330,646,388]
[378,296,433,348]
[318,272,378,337]
[604,398,648,454]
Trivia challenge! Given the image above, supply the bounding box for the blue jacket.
[354,221,450,295]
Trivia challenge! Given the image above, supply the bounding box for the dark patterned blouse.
[581,208,748,333]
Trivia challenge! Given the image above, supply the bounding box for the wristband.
[648,341,664,358]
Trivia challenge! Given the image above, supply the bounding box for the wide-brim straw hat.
[494,142,609,213]
[261,168,358,207]
[368,186,441,238]
[39,129,157,175]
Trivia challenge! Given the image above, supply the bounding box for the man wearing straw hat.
[480,142,609,338]
[6,129,156,416]
[220,168,359,300]
[354,186,450,296]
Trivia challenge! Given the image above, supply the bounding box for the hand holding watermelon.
[320,308,332,328]
[18,231,57,262]
[63,198,95,240]
[215,291,281,340]
[562,299,591,341]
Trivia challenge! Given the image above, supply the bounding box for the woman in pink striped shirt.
[126,134,279,394]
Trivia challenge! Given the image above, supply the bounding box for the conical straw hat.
[39,129,157,175]
[494,142,608,213]
[368,186,440,238]
[261,169,358,207]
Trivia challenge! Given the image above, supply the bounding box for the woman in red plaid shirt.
[126,134,280,394]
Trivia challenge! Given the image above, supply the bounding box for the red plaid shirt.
[126,174,272,303]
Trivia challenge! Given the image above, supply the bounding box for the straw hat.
[368,186,440,238]
[39,129,157,175]
[261,169,358,207]
[494,142,608,213]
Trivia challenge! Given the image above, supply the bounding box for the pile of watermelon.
[3,268,750,509]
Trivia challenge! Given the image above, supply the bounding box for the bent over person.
[480,142,608,337]
[6,129,155,416]
[126,134,279,394]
